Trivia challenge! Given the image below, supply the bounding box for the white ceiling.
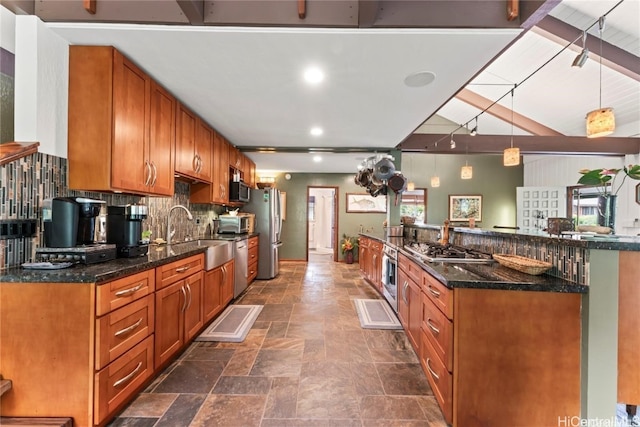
[42,0,639,175]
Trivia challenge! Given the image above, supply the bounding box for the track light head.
[572,48,589,68]
[470,126,478,136]
[450,137,456,149]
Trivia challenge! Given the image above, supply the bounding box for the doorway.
[307,186,338,262]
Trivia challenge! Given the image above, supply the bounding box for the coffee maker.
[38,197,117,264]
[107,204,149,258]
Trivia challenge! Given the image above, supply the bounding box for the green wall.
[270,153,523,261]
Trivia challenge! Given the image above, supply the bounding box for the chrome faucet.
[167,204,194,245]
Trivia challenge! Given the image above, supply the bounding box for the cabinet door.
[175,103,197,179]
[148,81,176,196]
[155,281,185,368]
[203,266,224,322]
[184,271,204,341]
[407,278,422,352]
[195,119,212,183]
[221,260,235,306]
[111,51,149,193]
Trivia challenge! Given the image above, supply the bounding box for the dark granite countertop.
[406,223,640,251]
[359,232,587,294]
[0,235,258,284]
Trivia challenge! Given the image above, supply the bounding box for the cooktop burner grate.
[404,242,494,263]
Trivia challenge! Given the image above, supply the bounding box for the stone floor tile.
[375,363,434,396]
[221,348,259,376]
[359,395,428,420]
[189,394,266,427]
[212,375,272,395]
[154,394,207,427]
[153,360,225,394]
[296,376,360,419]
[263,377,299,419]
[119,393,178,418]
[250,348,303,377]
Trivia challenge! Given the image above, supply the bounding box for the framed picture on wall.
[346,193,387,213]
[448,194,482,221]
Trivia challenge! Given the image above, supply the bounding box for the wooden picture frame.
[449,194,482,222]
[346,193,387,213]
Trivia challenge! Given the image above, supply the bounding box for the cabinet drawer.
[96,269,154,316]
[157,254,203,290]
[422,271,453,320]
[94,335,154,425]
[96,294,155,370]
[370,240,383,252]
[421,292,453,372]
[248,245,258,264]
[358,237,370,248]
[248,236,259,249]
[420,329,453,425]
[399,252,421,284]
[248,260,258,284]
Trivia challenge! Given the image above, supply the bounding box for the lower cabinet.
[154,255,204,368]
[397,263,421,352]
[203,259,234,323]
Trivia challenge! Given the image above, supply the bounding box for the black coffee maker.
[107,204,149,258]
[43,197,105,248]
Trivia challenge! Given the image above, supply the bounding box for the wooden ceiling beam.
[456,88,562,136]
[399,134,640,156]
[177,0,204,25]
[533,15,640,82]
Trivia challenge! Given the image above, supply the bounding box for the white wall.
[14,15,68,157]
[523,154,640,235]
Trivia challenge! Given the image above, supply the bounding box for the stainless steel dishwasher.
[233,239,249,298]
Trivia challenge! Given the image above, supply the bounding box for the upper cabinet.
[190,131,229,205]
[68,46,176,196]
[175,103,212,184]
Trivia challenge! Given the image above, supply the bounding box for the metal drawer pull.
[427,319,440,334]
[114,318,143,337]
[428,286,441,298]
[175,266,190,273]
[115,283,143,297]
[113,361,143,388]
[426,358,440,380]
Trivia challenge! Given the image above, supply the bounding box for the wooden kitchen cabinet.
[248,236,259,284]
[370,240,383,292]
[203,259,235,322]
[155,254,204,368]
[175,103,212,183]
[68,46,175,196]
[397,254,421,352]
[0,269,156,426]
[190,131,230,205]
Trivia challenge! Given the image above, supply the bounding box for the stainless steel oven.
[381,243,398,312]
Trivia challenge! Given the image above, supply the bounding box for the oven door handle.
[381,254,389,285]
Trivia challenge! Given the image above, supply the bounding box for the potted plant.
[340,234,359,264]
[578,164,640,230]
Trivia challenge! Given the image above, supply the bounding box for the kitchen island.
[361,225,640,426]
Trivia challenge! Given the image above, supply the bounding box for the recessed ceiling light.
[310,127,323,136]
[313,155,322,163]
[304,67,324,85]
[404,71,436,88]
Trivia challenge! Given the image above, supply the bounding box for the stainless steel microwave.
[218,215,250,234]
[229,181,250,202]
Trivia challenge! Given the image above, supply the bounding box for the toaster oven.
[218,215,250,234]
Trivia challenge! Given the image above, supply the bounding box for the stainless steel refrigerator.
[244,187,282,279]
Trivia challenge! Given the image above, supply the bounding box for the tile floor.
[108,261,447,427]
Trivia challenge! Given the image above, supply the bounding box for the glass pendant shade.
[430,176,440,187]
[461,165,473,179]
[407,181,415,191]
[586,107,615,138]
[503,147,520,166]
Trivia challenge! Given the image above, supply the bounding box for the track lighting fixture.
[450,135,456,149]
[470,118,478,136]
[572,31,589,68]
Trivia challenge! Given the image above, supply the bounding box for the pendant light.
[586,16,615,138]
[503,87,520,167]
[406,154,415,191]
[461,142,472,179]
[431,144,440,187]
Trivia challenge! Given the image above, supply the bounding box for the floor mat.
[354,299,402,330]
[195,305,263,342]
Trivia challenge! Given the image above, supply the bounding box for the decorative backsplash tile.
[406,225,589,286]
[0,152,225,269]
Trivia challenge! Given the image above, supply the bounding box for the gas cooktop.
[404,242,494,264]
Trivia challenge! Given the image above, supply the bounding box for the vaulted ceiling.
[3,0,639,173]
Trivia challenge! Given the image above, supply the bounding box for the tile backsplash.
[0,152,224,269]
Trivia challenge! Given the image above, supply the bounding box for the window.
[400,189,426,223]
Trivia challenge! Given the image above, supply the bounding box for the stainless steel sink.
[193,240,233,271]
